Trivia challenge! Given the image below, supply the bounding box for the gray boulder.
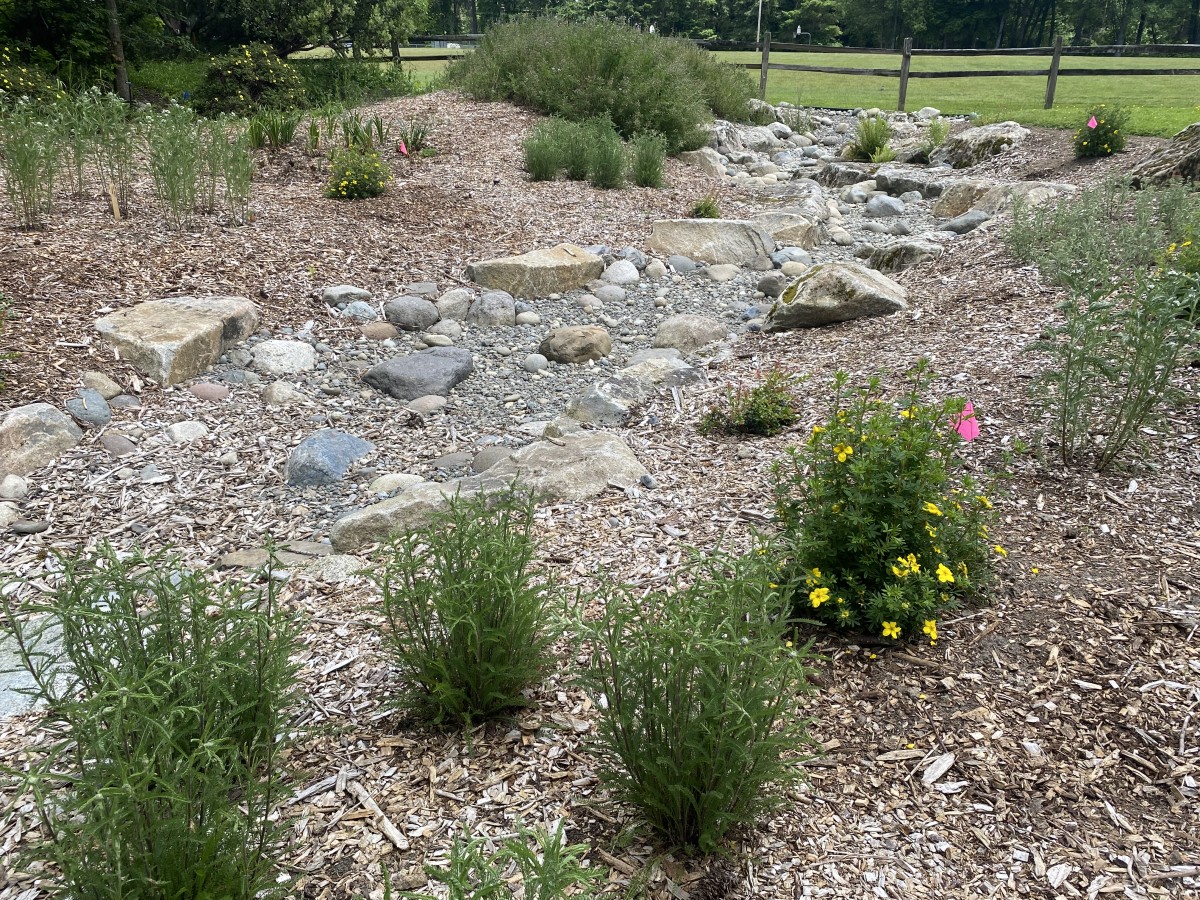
[767,261,907,329]
[619,247,649,270]
[751,211,823,248]
[602,260,640,285]
[539,326,612,364]
[251,339,317,375]
[466,243,604,297]
[931,122,1030,168]
[865,195,906,217]
[0,403,83,478]
[565,378,647,426]
[286,430,375,487]
[322,285,371,306]
[363,347,475,401]
[931,178,997,217]
[868,239,945,274]
[653,314,728,353]
[647,220,774,265]
[677,147,726,178]
[758,271,790,298]
[384,296,440,331]
[467,290,517,327]
[436,288,473,320]
[1130,122,1200,186]
[940,209,993,234]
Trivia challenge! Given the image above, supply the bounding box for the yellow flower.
[975,495,992,509]
[809,587,830,608]
[1031,567,1039,575]
[891,553,920,578]
[936,563,955,584]
[833,443,853,463]
[811,424,825,435]
[923,501,942,516]
[925,522,938,538]
[994,544,1007,557]
[899,408,914,418]
[769,582,779,589]
[882,621,901,639]
[923,619,938,642]
[805,567,822,586]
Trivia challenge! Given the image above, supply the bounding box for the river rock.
[941,209,993,234]
[0,403,83,478]
[767,261,907,329]
[364,347,474,401]
[868,239,946,274]
[80,371,123,399]
[251,340,317,375]
[322,285,371,306]
[286,429,375,487]
[931,178,997,217]
[653,314,728,352]
[602,260,640,285]
[466,243,604,297]
[384,296,440,331]
[65,389,112,427]
[565,378,646,426]
[678,147,726,178]
[466,290,517,327]
[435,288,473,320]
[539,326,612,363]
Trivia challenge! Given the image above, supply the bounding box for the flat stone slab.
[646,219,775,265]
[363,347,474,401]
[466,243,604,298]
[94,296,259,386]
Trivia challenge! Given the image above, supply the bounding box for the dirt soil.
[0,98,1197,900]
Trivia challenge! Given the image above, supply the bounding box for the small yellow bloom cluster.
[833,442,853,463]
[882,621,901,639]
[809,586,830,608]
[891,553,920,578]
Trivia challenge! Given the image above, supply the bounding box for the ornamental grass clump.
[147,104,202,229]
[326,144,389,200]
[1073,104,1128,158]
[699,367,800,437]
[582,548,815,853]
[374,488,559,726]
[588,120,626,189]
[0,101,58,228]
[522,119,567,181]
[850,114,892,161]
[772,362,996,644]
[629,130,666,188]
[1,545,301,900]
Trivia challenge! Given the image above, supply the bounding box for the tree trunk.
[1190,0,1199,43]
[469,0,479,34]
[994,11,1006,49]
[104,0,131,102]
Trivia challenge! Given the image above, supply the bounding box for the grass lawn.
[713,50,1200,136]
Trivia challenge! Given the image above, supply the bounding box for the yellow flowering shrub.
[771,362,997,643]
[0,46,62,104]
[325,146,389,200]
[192,44,306,116]
[1073,104,1128,159]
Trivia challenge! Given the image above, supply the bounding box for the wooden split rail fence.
[732,34,1200,111]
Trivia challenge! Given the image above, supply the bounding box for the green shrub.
[128,58,207,104]
[447,18,752,153]
[147,104,202,229]
[326,144,389,200]
[558,122,591,181]
[850,115,892,161]
[396,115,433,153]
[294,58,416,106]
[374,488,559,726]
[1074,104,1128,158]
[588,121,626,189]
[523,122,563,181]
[1027,275,1191,471]
[193,44,307,116]
[1160,233,1200,322]
[690,194,721,218]
[583,547,814,853]
[772,363,996,642]
[89,92,139,216]
[2,545,301,900]
[700,368,799,437]
[256,108,302,151]
[402,823,599,900]
[629,130,666,188]
[0,101,59,228]
[0,45,62,103]
[920,116,950,156]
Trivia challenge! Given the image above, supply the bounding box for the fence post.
[759,32,771,100]
[897,38,913,111]
[1044,35,1063,109]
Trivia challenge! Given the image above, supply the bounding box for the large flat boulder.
[646,220,774,265]
[868,239,945,274]
[330,432,646,550]
[363,347,474,401]
[930,122,1030,169]
[94,296,259,386]
[975,181,1077,215]
[653,314,729,353]
[767,261,907,330]
[750,212,824,249]
[931,178,997,218]
[678,147,726,178]
[465,243,604,298]
[0,403,83,478]
[1130,122,1200,186]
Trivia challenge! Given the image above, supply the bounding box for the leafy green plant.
[217,123,256,223]
[305,116,320,154]
[629,130,666,188]
[326,144,389,200]
[256,108,302,151]
[400,823,598,900]
[850,114,892,161]
[339,113,375,150]
[0,100,58,228]
[1027,275,1191,471]
[582,548,814,853]
[374,488,559,726]
[294,58,416,106]
[588,121,625,189]
[89,92,139,217]
[920,116,950,156]
[396,115,433,153]
[1,545,301,900]
[370,113,391,148]
[772,362,996,642]
[193,43,307,116]
[1159,233,1200,322]
[700,368,799,437]
[689,194,721,218]
[54,90,98,197]
[245,114,267,149]
[447,17,753,153]
[0,45,62,103]
[1074,104,1129,158]
[147,104,201,229]
[523,122,562,181]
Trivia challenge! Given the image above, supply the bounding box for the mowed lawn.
[713,49,1200,136]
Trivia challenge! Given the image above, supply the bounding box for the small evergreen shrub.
[1074,104,1128,158]
[699,368,799,437]
[374,488,558,726]
[850,115,892,161]
[772,363,996,642]
[193,44,306,116]
[326,145,389,200]
[2,545,301,900]
[588,121,626,189]
[690,194,721,218]
[629,130,666,188]
[583,548,814,852]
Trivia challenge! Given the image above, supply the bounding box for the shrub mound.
[193,44,306,116]
[447,17,754,153]
[1074,104,1128,158]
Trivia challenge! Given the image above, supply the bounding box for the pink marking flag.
[1087,115,1098,129]
[953,401,980,441]
[398,140,409,156]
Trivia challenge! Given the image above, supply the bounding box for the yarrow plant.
[1073,104,1128,158]
[326,145,389,200]
[772,362,997,643]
